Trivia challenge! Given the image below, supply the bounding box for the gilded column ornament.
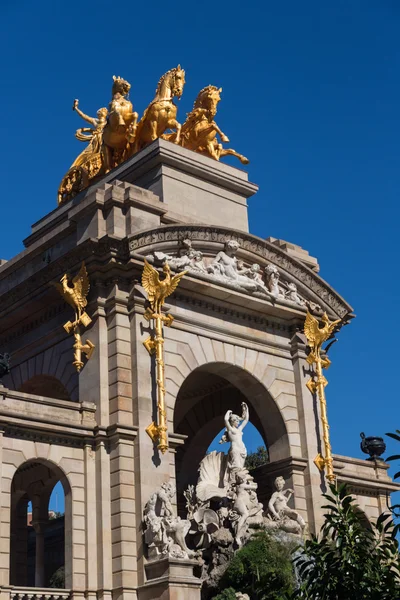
[179,86,249,164]
[304,311,341,482]
[141,259,186,453]
[54,263,95,372]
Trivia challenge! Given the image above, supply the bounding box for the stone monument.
[0,65,397,600]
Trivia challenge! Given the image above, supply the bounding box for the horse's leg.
[206,140,220,160]
[219,148,249,165]
[166,119,181,144]
[149,118,158,142]
[101,144,112,173]
[213,122,229,143]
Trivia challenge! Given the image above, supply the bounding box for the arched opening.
[19,375,70,401]
[10,460,72,588]
[174,363,289,514]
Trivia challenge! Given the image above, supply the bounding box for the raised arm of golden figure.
[73,99,97,127]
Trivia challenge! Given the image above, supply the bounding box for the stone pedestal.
[81,139,258,232]
[138,558,201,600]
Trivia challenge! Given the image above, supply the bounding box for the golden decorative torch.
[54,263,95,372]
[141,259,186,454]
[304,311,341,483]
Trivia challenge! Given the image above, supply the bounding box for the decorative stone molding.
[129,225,353,318]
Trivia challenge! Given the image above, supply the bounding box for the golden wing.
[164,270,187,300]
[326,318,342,338]
[303,311,320,343]
[72,263,90,309]
[142,259,161,305]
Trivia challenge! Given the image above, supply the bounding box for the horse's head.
[112,75,131,97]
[170,65,185,98]
[194,85,222,117]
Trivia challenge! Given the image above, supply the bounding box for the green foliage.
[293,483,400,600]
[385,429,400,519]
[215,531,295,600]
[244,446,269,471]
[214,589,237,600]
[49,565,65,588]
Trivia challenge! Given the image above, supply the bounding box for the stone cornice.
[128,225,353,318]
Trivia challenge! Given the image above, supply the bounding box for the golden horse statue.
[179,85,249,164]
[131,66,185,154]
[102,75,138,172]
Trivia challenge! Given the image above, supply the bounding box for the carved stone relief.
[129,225,352,318]
[145,238,317,310]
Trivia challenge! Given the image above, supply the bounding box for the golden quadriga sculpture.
[54,263,95,373]
[304,311,341,483]
[58,68,248,204]
[141,259,186,454]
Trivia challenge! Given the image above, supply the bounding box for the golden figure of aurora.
[179,85,249,165]
[58,76,138,205]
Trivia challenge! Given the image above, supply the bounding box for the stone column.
[32,520,47,587]
[109,429,138,600]
[130,301,174,586]
[95,437,113,600]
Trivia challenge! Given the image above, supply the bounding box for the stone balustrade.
[8,587,71,600]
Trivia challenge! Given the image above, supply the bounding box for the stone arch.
[5,338,79,401]
[173,359,292,508]
[9,458,72,588]
[165,331,300,450]
[19,375,71,401]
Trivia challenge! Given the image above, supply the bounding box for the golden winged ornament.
[303,310,342,483]
[142,259,186,315]
[54,262,90,324]
[304,311,341,359]
[54,262,94,372]
[141,259,186,454]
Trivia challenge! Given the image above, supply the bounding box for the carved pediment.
[129,225,353,319]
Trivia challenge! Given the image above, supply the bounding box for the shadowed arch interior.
[19,375,71,401]
[174,362,289,507]
[9,458,72,588]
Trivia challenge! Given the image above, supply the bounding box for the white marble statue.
[219,402,249,473]
[207,241,258,291]
[231,470,259,547]
[265,264,283,298]
[148,239,207,273]
[266,476,305,535]
[144,481,192,559]
[285,282,305,306]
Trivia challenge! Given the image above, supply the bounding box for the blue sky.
[2,1,400,508]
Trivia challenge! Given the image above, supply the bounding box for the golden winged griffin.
[54,263,95,372]
[58,67,248,204]
[141,259,186,315]
[304,311,341,364]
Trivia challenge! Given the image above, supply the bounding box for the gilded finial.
[54,262,95,372]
